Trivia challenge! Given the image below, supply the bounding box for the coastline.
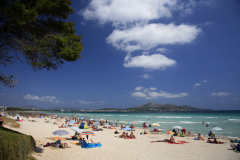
[3,114,240,160]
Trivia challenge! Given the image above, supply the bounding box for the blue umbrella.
[52,130,70,136]
[121,127,132,131]
[68,120,75,123]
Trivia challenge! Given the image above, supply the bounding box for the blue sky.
[1,0,240,110]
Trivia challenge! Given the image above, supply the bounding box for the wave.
[206,117,218,118]
[156,116,191,118]
[180,121,204,124]
[156,122,175,123]
[228,119,240,122]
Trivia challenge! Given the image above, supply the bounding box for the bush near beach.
[0,127,36,160]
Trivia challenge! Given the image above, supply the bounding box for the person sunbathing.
[89,139,100,144]
[169,135,175,143]
[230,140,240,151]
[119,132,126,138]
[59,142,71,149]
[129,132,135,138]
[198,133,204,140]
[144,130,148,134]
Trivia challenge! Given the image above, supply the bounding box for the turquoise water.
[31,111,240,138]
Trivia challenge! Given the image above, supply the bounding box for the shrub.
[0,127,36,160]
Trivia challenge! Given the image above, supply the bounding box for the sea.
[27,111,240,139]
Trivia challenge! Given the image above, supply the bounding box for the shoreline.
[3,111,240,140]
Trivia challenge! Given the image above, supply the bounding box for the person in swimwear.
[169,135,175,143]
[129,132,135,138]
[198,133,204,140]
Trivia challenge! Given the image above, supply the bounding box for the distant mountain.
[96,102,211,112]
[125,102,211,111]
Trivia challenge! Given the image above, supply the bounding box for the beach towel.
[58,126,68,128]
[178,141,189,144]
[165,141,183,144]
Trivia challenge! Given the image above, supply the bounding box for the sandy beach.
[4,116,240,160]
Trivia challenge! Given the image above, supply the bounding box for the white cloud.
[76,100,93,104]
[202,80,208,82]
[107,23,201,53]
[156,48,169,53]
[149,87,157,90]
[194,98,200,100]
[80,0,177,25]
[211,92,230,97]
[135,86,143,91]
[124,53,176,70]
[148,91,188,98]
[131,87,188,99]
[131,91,147,98]
[193,83,201,87]
[1,93,6,95]
[140,74,153,79]
[23,94,60,104]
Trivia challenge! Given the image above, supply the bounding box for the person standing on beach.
[0,115,3,126]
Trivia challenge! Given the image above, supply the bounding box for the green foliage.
[0,127,36,160]
[0,0,83,86]
[3,116,20,128]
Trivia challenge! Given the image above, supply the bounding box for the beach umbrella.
[162,130,173,134]
[211,127,223,131]
[52,130,70,136]
[172,126,182,130]
[128,122,132,125]
[68,120,75,123]
[121,127,132,131]
[81,131,95,136]
[151,123,160,126]
[70,126,82,133]
[122,122,128,124]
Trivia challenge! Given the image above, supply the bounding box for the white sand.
[5,117,240,160]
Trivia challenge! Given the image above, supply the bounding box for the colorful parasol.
[81,131,95,136]
[162,130,174,134]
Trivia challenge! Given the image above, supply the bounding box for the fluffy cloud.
[131,91,147,98]
[140,74,153,79]
[131,87,188,99]
[156,48,169,53]
[23,94,60,104]
[80,0,177,24]
[1,93,6,95]
[124,53,176,70]
[148,91,188,98]
[211,92,230,96]
[193,83,201,87]
[107,23,201,52]
[149,87,157,90]
[135,86,143,91]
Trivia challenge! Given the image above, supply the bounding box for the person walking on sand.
[0,115,3,126]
